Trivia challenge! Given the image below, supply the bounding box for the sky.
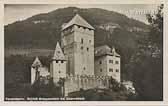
[4,4,160,25]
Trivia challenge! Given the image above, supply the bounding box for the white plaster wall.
[61,25,94,76]
[51,60,67,84]
[31,67,36,84]
[94,56,107,76]
[106,55,121,82]
[94,55,121,82]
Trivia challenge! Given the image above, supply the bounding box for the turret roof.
[52,42,65,60]
[32,57,42,67]
[62,14,94,30]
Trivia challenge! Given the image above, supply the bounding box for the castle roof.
[62,14,94,30]
[32,57,42,67]
[52,42,66,60]
[111,47,120,57]
[95,45,120,57]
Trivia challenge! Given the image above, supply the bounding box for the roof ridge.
[62,14,94,30]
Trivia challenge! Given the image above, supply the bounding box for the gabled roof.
[32,57,42,67]
[95,45,120,57]
[112,47,120,57]
[62,14,94,30]
[52,42,66,60]
[95,45,111,56]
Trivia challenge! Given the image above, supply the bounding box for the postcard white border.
[0,0,167,106]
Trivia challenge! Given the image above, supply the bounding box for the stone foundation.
[64,75,110,96]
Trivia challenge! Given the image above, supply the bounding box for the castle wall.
[64,75,110,96]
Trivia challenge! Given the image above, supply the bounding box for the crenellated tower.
[61,14,94,76]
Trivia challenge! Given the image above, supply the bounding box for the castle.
[31,14,121,96]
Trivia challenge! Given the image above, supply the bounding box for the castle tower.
[61,14,94,76]
[31,57,42,84]
[50,42,67,84]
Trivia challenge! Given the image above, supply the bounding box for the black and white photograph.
[4,4,163,101]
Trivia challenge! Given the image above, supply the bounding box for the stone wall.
[64,75,110,96]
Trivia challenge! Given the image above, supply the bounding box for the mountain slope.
[5,7,148,50]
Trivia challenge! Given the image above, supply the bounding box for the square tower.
[61,14,94,76]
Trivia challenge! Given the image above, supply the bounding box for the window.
[115,61,119,64]
[87,47,89,51]
[61,60,64,63]
[83,67,86,70]
[57,51,61,53]
[81,46,83,50]
[116,69,119,72]
[99,61,102,64]
[81,38,83,44]
[89,40,91,43]
[58,71,61,73]
[109,68,113,72]
[100,69,103,72]
[56,60,58,63]
[109,60,113,63]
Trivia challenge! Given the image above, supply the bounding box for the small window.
[58,71,61,73]
[58,51,61,53]
[81,46,83,50]
[116,69,119,72]
[109,60,113,63]
[89,40,91,43]
[99,61,102,64]
[56,60,58,63]
[83,67,86,70]
[61,60,64,63]
[100,69,103,72]
[81,38,83,44]
[115,61,119,64]
[109,68,113,72]
[87,47,89,51]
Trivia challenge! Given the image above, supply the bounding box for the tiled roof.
[95,45,120,57]
[62,14,94,30]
